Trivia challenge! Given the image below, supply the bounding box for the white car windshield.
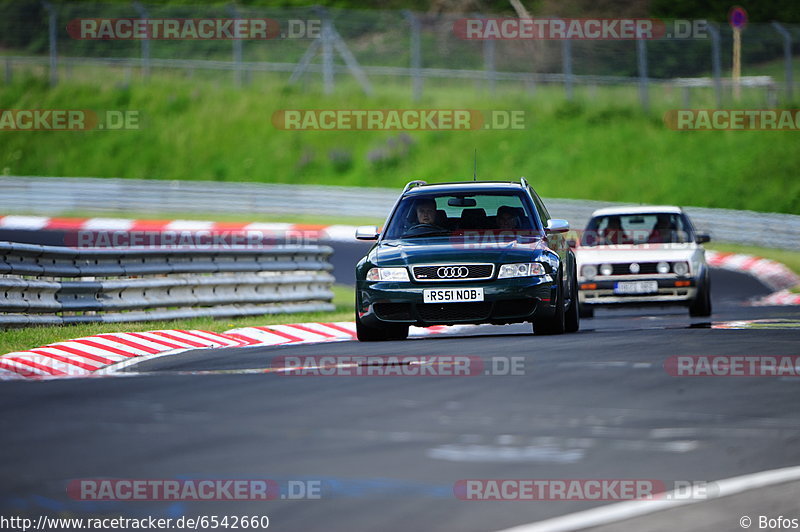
[581,213,692,247]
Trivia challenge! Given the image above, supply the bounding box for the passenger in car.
[496,205,521,230]
[648,215,676,243]
[602,216,632,245]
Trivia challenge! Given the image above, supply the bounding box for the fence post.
[133,2,150,80]
[42,2,57,86]
[636,37,649,111]
[562,39,573,100]
[320,10,335,94]
[482,14,496,95]
[403,10,423,101]
[228,4,243,87]
[772,22,794,103]
[708,23,723,108]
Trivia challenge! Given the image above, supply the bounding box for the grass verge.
[1,73,798,214]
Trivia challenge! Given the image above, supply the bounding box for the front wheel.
[533,271,566,336]
[689,275,712,317]
[356,313,409,341]
[564,261,580,333]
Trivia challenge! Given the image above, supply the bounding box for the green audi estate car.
[354,179,580,341]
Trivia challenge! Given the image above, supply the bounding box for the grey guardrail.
[0,242,335,327]
[1,176,798,250]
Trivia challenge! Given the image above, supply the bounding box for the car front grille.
[417,302,492,321]
[412,264,494,282]
[610,262,660,275]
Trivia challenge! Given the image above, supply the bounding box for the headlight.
[657,261,670,274]
[599,263,613,276]
[581,264,597,279]
[672,262,690,276]
[366,267,409,282]
[498,263,546,279]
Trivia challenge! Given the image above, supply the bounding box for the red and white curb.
[706,250,800,305]
[0,215,360,243]
[0,322,461,381]
[0,329,251,380]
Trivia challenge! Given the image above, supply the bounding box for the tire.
[564,260,580,333]
[356,312,409,341]
[689,274,712,317]
[579,304,594,319]
[533,269,566,336]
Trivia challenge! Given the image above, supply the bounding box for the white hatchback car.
[574,206,711,318]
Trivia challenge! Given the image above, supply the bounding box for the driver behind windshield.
[414,198,438,226]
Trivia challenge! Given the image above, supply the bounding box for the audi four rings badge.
[437,266,469,278]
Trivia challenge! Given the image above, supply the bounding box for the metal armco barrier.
[0,242,335,327]
[1,177,798,250]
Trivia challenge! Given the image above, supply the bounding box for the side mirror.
[355,226,380,240]
[546,219,570,233]
[695,233,710,244]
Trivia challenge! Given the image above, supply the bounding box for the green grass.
[0,284,355,354]
[1,69,798,214]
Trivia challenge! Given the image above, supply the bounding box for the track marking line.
[494,464,800,532]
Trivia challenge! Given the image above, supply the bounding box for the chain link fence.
[1,2,798,107]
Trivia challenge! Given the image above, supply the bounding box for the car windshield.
[581,213,692,246]
[382,192,542,241]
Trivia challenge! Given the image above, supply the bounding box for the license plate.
[614,281,659,294]
[423,288,484,303]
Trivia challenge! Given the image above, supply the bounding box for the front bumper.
[357,276,556,327]
[578,276,697,306]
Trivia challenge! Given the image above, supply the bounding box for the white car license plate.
[423,288,484,303]
[614,281,659,295]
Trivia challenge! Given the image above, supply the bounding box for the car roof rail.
[519,176,528,189]
[402,180,427,194]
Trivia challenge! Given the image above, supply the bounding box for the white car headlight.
[599,263,613,276]
[498,263,546,279]
[673,262,690,276]
[657,261,670,274]
[581,264,597,279]
[366,267,410,282]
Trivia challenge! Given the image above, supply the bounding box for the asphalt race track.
[1,238,799,531]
